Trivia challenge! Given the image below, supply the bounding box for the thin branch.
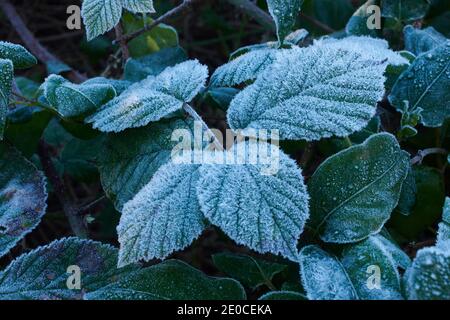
[116,0,201,44]
[78,195,107,216]
[183,103,224,151]
[410,148,448,165]
[114,23,129,62]
[37,140,88,238]
[226,0,275,32]
[0,0,87,83]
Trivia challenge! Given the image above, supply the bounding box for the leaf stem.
[410,148,448,165]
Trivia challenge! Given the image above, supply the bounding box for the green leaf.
[86,60,208,132]
[97,117,194,210]
[124,47,187,82]
[46,60,71,75]
[389,42,450,127]
[341,236,404,300]
[117,163,205,266]
[299,245,358,300]
[0,42,37,69]
[266,0,304,44]
[381,0,430,22]
[259,291,306,300]
[81,0,123,41]
[212,252,287,289]
[404,25,447,56]
[346,0,380,37]
[85,260,246,300]
[121,0,155,13]
[210,48,277,88]
[206,87,240,111]
[197,142,310,261]
[0,59,13,139]
[395,166,417,216]
[308,133,410,243]
[42,75,116,118]
[14,77,40,99]
[404,243,450,300]
[389,166,446,240]
[227,42,388,141]
[122,12,178,58]
[0,237,137,300]
[437,198,450,246]
[0,144,47,258]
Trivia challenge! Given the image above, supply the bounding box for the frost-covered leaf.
[346,0,380,37]
[259,291,306,300]
[284,29,309,45]
[85,259,246,300]
[212,252,287,289]
[381,0,430,22]
[121,0,155,13]
[437,198,450,246]
[316,36,410,67]
[227,43,387,141]
[83,77,131,95]
[124,47,187,82]
[97,118,194,210]
[389,42,450,127]
[341,236,404,300]
[210,49,277,88]
[0,59,13,139]
[0,144,47,258]
[197,142,309,261]
[46,60,71,75]
[0,42,36,69]
[86,60,208,132]
[81,0,123,41]
[0,237,137,300]
[42,75,116,118]
[404,243,450,300]
[266,0,304,44]
[404,25,447,56]
[117,163,205,266]
[298,245,358,300]
[308,133,410,243]
[377,232,411,270]
[396,166,416,216]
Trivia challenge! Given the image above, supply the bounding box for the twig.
[116,0,200,44]
[37,140,88,238]
[410,148,448,165]
[114,23,129,62]
[78,195,107,215]
[183,103,224,151]
[226,0,275,32]
[0,0,87,83]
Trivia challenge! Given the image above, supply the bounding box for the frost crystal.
[86,60,208,132]
[227,43,388,141]
[197,142,309,261]
[117,163,205,267]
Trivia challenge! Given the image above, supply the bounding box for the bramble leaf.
[210,48,277,88]
[212,252,287,289]
[404,25,447,56]
[86,260,246,300]
[42,75,116,118]
[381,0,430,22]
[197,142,309,261]
[97,118,194,210]
[389,42,450,127]
[0,144,47,258]
[117,163,205,266]
[404,242,450,300]
[0,237,137,300]
[121,0,155,13]
[227,42,388,141]
[308,133,410,243]
[81,0,123,41]
[86,60,208,132]
[0,59,13,139]
[0,42,36,69]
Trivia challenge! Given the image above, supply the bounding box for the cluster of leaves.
[0,0,449,300]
